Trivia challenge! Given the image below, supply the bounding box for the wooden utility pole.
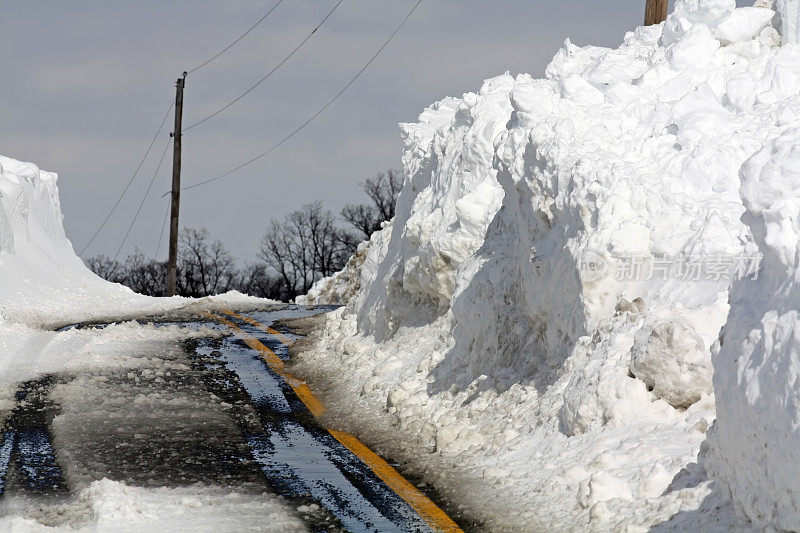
[644,0,668,26]
[167,73,186,297]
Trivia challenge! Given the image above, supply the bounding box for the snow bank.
[0,154,275,328]
[296,0,800,529]
[703,127,800,529]
[0,155,143,326]
[297,223,392,306]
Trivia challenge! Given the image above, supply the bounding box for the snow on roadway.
[0,320,311,532]
[0,309,442,532]
[297,0,800,530]
[6,0,800,530]
[194,312,433,532]
[0,481,308,533]
[0,156,309,528]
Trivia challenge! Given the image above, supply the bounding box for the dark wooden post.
[167,74,186,296]
[644,0,669,26]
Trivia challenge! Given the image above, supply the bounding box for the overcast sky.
[2,0,739,262]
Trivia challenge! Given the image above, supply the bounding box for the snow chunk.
[0,478,307,532]
[715,7,775,43]
[629,319,712,408]
[578,471,633,508]
[662,0,736,46]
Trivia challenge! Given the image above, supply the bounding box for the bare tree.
[341,204,379,241]
[89,228,241,298]
[258,202,351,299]
[124,251,168,296]
[237,263,285,300]
[178,227,237,297]
[87,174,401,301]
[364,169,402,221]
[86,255,124,283]
[259,219,308,300]
[336,228,360,257]
[305,202,350,278]
[87,252,165,295]
[341,169,402,240]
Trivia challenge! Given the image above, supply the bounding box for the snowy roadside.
[0,155,305,530]
[0,319,309,532]
[0,481,307,533]
[0,152,285,403]
[295,0,800,530]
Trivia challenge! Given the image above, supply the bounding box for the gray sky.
[1,0,736,262]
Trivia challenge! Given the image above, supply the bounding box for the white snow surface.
[0,154,273,330]
[703,126,800,530]
[0,155,287,529]
[297,0,800,529]
[0,479,307,532]
[297,224,390,306]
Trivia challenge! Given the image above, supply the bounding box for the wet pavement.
[0,306,458,532]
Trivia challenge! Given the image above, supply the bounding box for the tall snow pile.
[0,155,270,328]
[298,0,800,529]
[0,155,271,394]
[703,127,800,529]
[0,155,148,326]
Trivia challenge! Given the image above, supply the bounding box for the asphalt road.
[0,306,462,532]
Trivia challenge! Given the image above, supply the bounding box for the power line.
[114,138,173,261]
[186,0,287,75]
[184,0,345,132]
[155,196,170,259]
[79,99,175,256]
[83,1,284,256]
[180,0,422,193]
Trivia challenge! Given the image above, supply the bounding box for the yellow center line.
[201,312,325,417]
[329,429,463,533]
[204,310,463,533]
[222,309,296,346]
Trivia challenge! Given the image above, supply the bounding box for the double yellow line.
[205,310,462,533]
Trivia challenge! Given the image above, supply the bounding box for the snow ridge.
[299,0,800,529]
[704,126,800,530]
[0,155,145,327]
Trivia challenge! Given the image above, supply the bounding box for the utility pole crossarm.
[167,74,186,297]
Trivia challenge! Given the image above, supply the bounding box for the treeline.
[87,170,401,301]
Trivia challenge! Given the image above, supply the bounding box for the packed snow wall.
[703,127,800,529]
[0,155,70,257]
[0,155,144,326]
[300,0,800,528]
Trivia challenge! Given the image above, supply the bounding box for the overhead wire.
[155,196,171,259]
[82,0,285,257]
[79,98,175,256]
[184,0,346,132]
[186,0,286,74]
[80,0,294,258]
[179,0,423,193]
[113,138,173,261]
